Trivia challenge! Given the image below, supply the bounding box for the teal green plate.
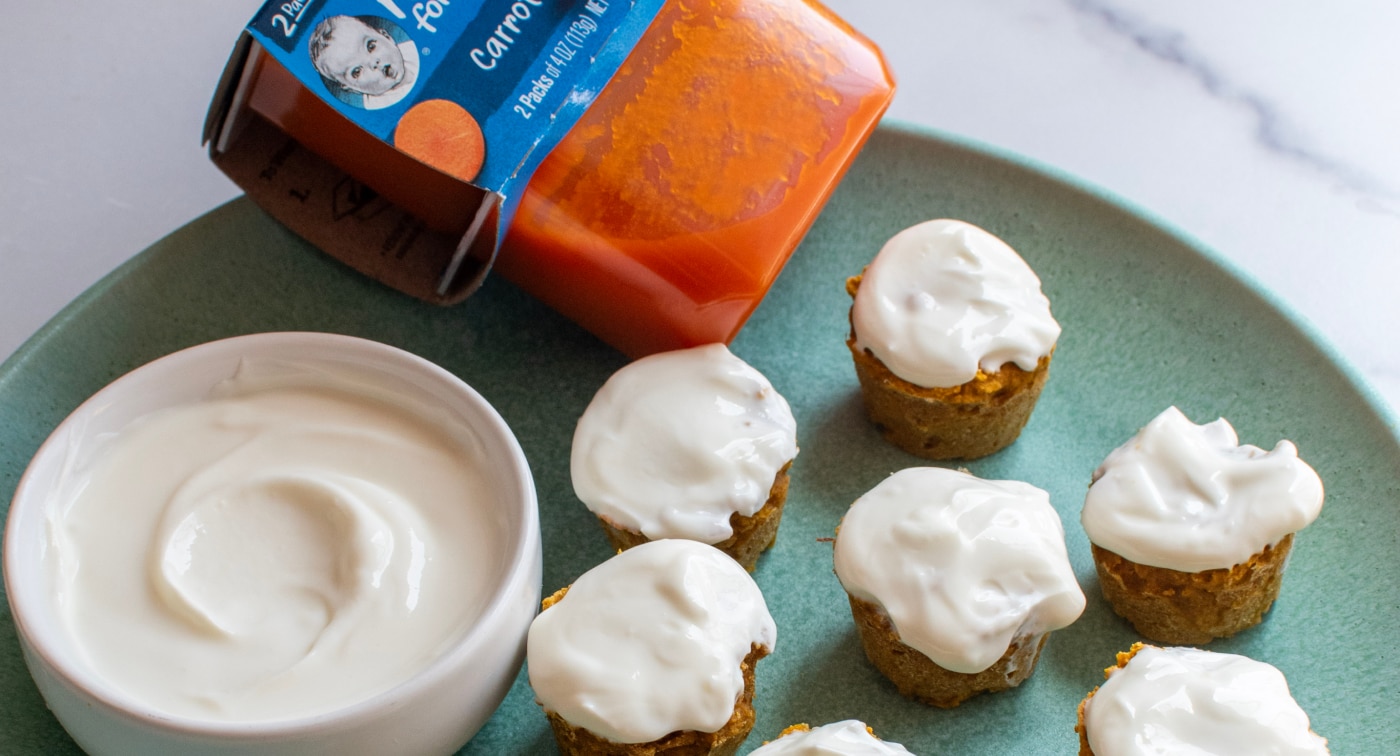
[3,123,1397,754]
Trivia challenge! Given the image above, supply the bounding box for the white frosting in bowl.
[1084,646,1329,755]
[1082,406,1325,572]
[851,218,1060,388]
[750,720,914,755]
[570,343,798,544]
[833,467,1085,674]
[4,332,541,755]
[526,539,776,744]
[48,375,502,722]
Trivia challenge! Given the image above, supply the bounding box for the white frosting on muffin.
[833,467,1085,674]
[1084,646,1329,755]
[1081,406,1325,572]
[526,539,777,744]
[570,343,798,544]
[851,218,1060,388]
[751,720,914,755]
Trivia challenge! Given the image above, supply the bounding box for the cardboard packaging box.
[205,0,894,356]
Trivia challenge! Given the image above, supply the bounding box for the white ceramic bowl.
[3,332,542,755]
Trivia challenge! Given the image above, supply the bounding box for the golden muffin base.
[596,462,792,572]
[538,587,770,756]
[847,595,1049,708]
[1074,643,1147,756]
[845,276,1052,460]
[1091,534,1294,645]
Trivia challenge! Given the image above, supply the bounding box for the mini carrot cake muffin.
[1076,643,1329,755]
[833,467,1085,708]
[846,219,1059,460]
[571,343,798,571]
[751,720,913,755]
[527,539,777,756]
[1081,406,1325,644]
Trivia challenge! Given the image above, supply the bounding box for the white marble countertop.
[4,1,1398,419]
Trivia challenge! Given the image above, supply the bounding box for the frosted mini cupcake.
[527,539,777,755]
[834,467,1085,707]
[846,219,1059,459]
[571,343,798,570]
[1081,407,1325,644]
[751,720,913,755]
[1076,644,1329,755]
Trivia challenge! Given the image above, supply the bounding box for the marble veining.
[1066,0,1395,206]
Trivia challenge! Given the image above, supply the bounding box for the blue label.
[246,0,663,245]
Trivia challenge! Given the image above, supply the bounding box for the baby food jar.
[234,0,894,356]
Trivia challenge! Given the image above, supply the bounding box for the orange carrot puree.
[246,0,894,357]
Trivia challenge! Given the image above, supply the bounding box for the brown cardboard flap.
[210,114,495,304]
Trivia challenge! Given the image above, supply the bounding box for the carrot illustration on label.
[393,99,486,183]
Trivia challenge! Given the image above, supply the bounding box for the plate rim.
[1,119,1396,753]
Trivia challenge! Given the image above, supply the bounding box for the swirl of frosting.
[570,343,798,544]
[1081,406,1324,571]
[851,219,1060,388]
[526,539,777,744]
[833,467,1084,674]
[1084,646,1329,755]
[750,720,914,755]
[50,371,502,722]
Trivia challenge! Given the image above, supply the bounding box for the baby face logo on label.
[308,14,421,109]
